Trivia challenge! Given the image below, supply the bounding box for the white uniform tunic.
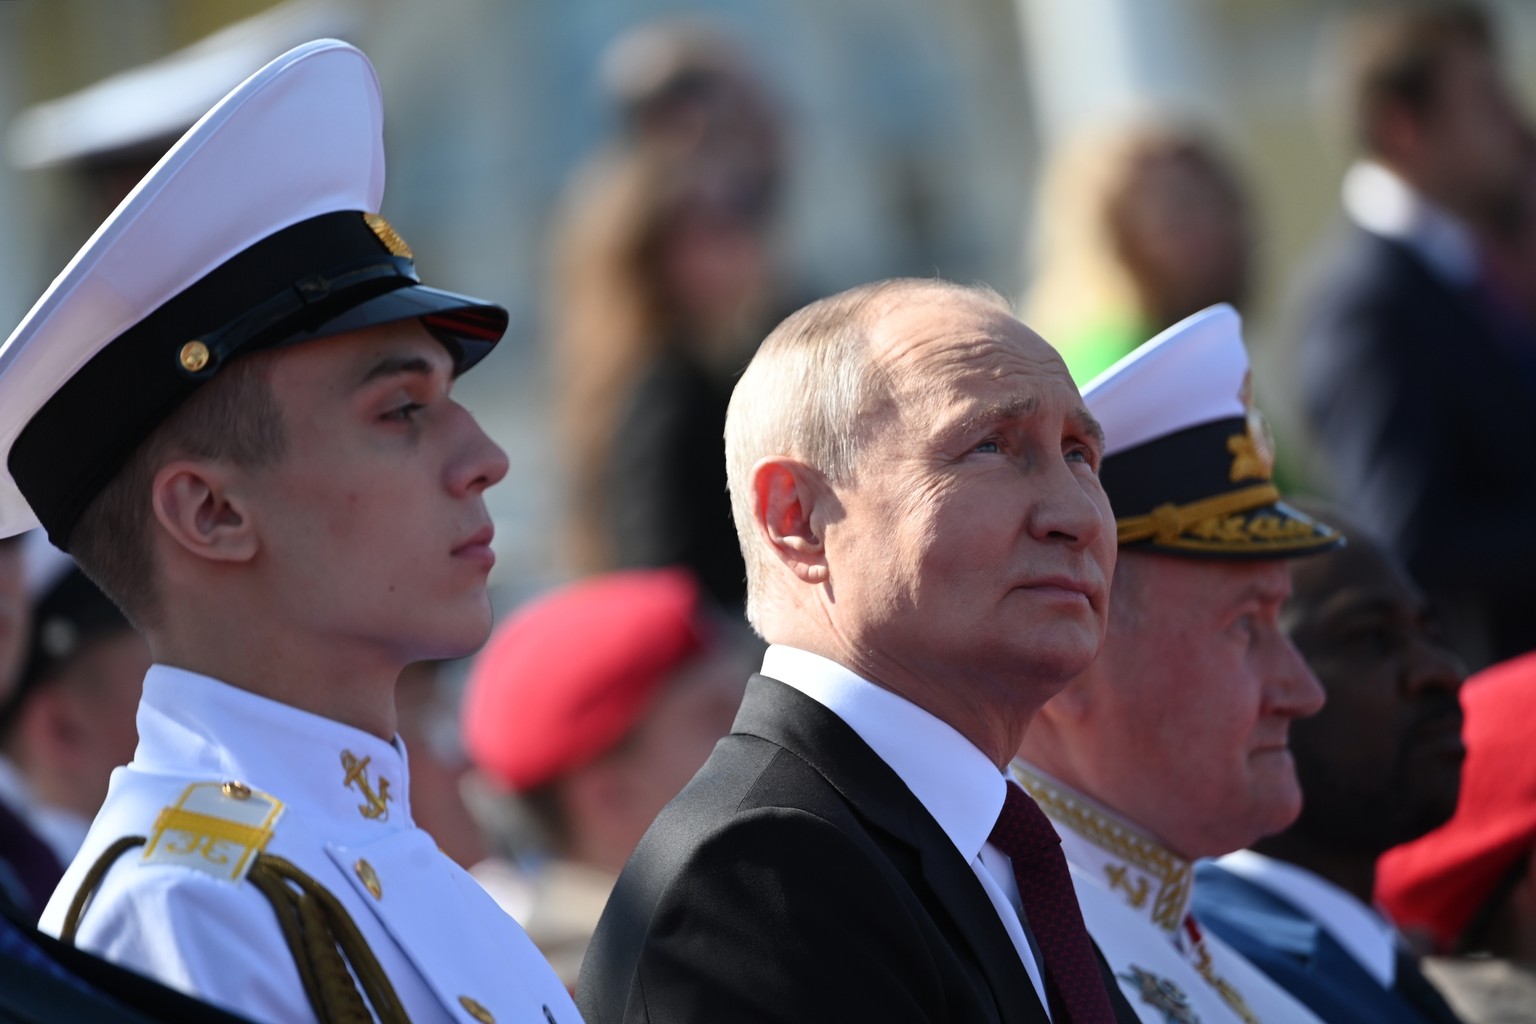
[1011,762,1324,1024]
[39,665,582,1024]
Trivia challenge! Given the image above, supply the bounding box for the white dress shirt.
[763,644,1053,1016]
[39,665,581,1024]
[1217,849,1401,988]
[1343,159,1480,287]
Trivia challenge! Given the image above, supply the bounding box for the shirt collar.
[1216,849,1399,987]
[762,644,1006,864]
[1011,759,1193,936]
[1342,160,1480,286]
[134,664,414,840]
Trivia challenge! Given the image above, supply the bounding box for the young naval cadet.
[1013,306,1342,1024]
[0,40,581,1024]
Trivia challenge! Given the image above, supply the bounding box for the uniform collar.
[133,664,414,840]
[1011,759,1193,935]
[1217,850,1400,987]
[1342,160,1480,286]
[763,644,1006,866]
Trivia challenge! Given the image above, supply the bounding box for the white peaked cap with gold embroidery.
[0,39,508,548]
[1081,304,1342,559]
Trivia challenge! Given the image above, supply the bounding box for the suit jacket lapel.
[733,675,1049,1024]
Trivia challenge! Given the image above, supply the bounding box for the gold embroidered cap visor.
[1102,417,1342,559]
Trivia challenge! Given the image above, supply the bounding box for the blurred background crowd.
[3,0,1536,1020]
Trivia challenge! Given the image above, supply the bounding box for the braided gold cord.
[61,835,146,944]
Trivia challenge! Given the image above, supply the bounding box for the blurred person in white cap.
[1014,305,1343,1023]
[0,39,579,1024]
[0,534,148,914]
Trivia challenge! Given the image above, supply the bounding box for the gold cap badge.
[363,213,413,259]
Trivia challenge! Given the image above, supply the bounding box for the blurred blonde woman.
[1026,117,1253,382]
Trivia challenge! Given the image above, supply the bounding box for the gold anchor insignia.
[341,750,393,821]
[1227,372,1275,483]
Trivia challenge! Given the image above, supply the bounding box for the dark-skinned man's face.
[1282,536,1466,853]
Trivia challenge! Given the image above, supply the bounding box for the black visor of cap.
[8,210,508,551]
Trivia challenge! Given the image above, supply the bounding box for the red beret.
[1377,651,1536,951]
[461,568,709,792]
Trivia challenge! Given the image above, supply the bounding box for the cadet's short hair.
[1343,2,1495,153]
[723,277,1008,633]
[69,352,286,629]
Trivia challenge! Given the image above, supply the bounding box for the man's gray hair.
[724,278,1009,632]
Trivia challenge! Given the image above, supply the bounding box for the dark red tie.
[989,783,1117,1024]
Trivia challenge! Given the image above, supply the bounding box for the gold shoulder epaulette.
[141,781,285,882]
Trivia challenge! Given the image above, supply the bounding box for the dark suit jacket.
[1296,224,1536,663]
[1193,861,1463,1024]
[576,674,1136,1023]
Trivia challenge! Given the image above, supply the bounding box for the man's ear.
[150,458,258,564]
[751,456,830,586]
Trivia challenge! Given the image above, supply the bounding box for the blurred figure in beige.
[552,24,787,610]
[1025,117,1253,383]
[460,568,748,988]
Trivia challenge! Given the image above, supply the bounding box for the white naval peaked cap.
[1082,304,1248,458]
[0,39,508,548]
[1081,304,1341,559]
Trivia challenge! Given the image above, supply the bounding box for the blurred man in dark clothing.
[1295,2,1536,668]
[1196,507,1468,1023]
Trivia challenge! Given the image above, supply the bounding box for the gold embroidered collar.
[1010,760,1193,934]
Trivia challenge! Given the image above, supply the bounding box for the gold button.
[179,340,210,372]
[220,781,251,799]
[458,995,494,1023]
[354,859,382,900]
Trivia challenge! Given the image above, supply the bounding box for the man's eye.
[973,439,1002,454]
[383,402,424,423]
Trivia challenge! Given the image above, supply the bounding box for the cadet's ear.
[751,456,830,586]
[150,458,259,564]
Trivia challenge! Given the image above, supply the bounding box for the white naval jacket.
[1012,762,1323,1024]
[39,665,582,1024]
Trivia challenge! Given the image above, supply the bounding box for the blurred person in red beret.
[1377,650,1536,1022]
[1193,505,1468,1023]
[460,568,750,988]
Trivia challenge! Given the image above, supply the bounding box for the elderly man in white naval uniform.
[0,41,580,1024]
[1015,305,1342,1024]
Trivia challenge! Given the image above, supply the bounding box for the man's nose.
[1403,628,1466,701]
[448,405,510,496]
[1027,465,1108,551]
[1265,632,1326,720]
